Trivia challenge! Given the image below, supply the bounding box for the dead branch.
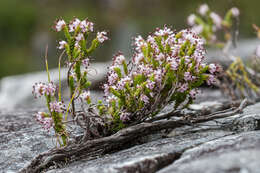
[19,99,251,173]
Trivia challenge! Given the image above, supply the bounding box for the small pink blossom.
[231,7,240,17]
[58,40,67,50]
[55,19,66,32]
[106,95,117,103]
[187,14,196,26]
[108,72,119,85]
[49,101,65,113]
[208,64,217,74]
[189,89,199,99]
[154,26,174,37]
[198,4,209,16]
[133,53,144,64]
[35,112,53,131]
[210,12,222,29]
[206,75,216,85]
[140,94,150,104]
[80,90,91,101]
[69,18,81,32]
[80,19,94,32]
[256,45,260,57]
[184,72,194,81]
[114,54,125,65]
[76,33,84,42]
[82,59,90,68]
[178,83,188,93]
[42,118,53,130]
[32,82,56,98]
[170,60,179,70]
[120,112,131,122]
[192,25,203,34]
[146,80,155,90]
[97,31,108,43]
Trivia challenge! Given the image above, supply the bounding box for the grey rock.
[1,100,260,172]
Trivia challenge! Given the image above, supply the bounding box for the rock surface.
[1,98,260,173]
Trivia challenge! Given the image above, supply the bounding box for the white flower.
[187,14,196,26]
[198,4,209,16]
[58,40,67,50]
[55,19,66,32]
[231,7,240,17]
[97,31,108,43]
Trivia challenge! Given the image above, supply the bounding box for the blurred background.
[1,0,260,79]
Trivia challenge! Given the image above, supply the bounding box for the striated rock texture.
[1,100,260,172]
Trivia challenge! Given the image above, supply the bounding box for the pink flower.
[49,101,65,113]
[120,112,131,122]
[106,95,116,103]
[35,112,45,123]
[256,45,260,57]
[210,12,222,29]
[32,82,56,98]
[208,64,217,74]
[103,84,110,96]
[32,82,46,98]
[170,60,179,70]
[187,14,196,26]
[192,25,203,34]
[146,80,155,90]
[133,53,144,64]
[42,118,53,130]
[134,35,147,51]
[69,18,81,32]
[178,83,188,93]
[189,89,198,99]
[79,90,91,101]
[82,59,90,68]
[184,72,194,81]
[108,72,119,85]
[97,31,108,43]
[231,7,240,17]
[45,82,56,96]
[156,53,165,61]
[55,19,66,32]
[35,112,53,131]
[58,40,67,50]
[154,26,174,37]
[206,75,216,85]
[198,4,209,16]
[76,33,84,42]
[140,94,150,104]
[80,19,94,32]
[114,54,125,65]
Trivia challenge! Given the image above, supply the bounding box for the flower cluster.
[32,82,56,98]
[35,112,53,131]
[187,4,240,44]
[54,18,108,59]
[102,27,219,129]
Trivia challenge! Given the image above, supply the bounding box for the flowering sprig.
[187,4,239,46]
[54,17,108,116]
[101,27,219,131]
